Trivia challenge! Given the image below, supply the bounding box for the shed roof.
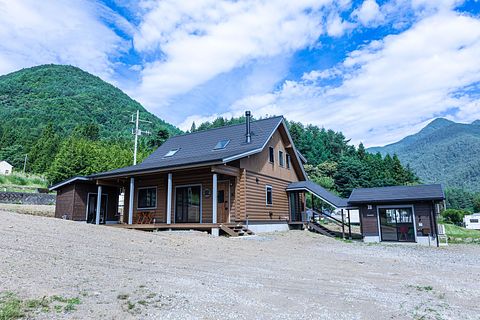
[348,184,445,203]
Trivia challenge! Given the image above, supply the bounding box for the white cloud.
[222,10,480,147]
[352,0,384,26]
[0,0,129,81]
[132,0,337,110]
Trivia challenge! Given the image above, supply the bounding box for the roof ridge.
[352,183,441,191]
[167,115,284,139]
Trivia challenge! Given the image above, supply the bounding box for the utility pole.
[131,110,151,165]
[23,154,27,174]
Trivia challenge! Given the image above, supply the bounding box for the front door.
[217,182,230,223]
[87,193,107,224]
[175,186,201,223]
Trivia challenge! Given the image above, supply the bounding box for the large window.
[378,207,415,242]
[266,185,273,206]
[138,187,157,209]
[279,150,284,167]
[269,147,274,163]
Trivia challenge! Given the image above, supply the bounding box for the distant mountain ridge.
[368,118,480,191]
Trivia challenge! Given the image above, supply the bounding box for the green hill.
[368,118,480,192]
[0,64,180,169]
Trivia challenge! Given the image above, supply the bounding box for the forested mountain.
[192,117,419,197]
[368,118,480,192]
[0,64,180,177]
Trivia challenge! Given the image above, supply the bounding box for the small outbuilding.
[0,160,13,175]
[464,213,480,230]
[348,184,445,246]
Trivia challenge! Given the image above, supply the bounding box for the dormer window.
[164,148,179,157]
[213,139,230,150]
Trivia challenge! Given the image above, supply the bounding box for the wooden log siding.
[132,174,167,223]
[359,202,436,238]
[244,171,290,221]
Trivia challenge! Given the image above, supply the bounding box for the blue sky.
[0,0,479,146]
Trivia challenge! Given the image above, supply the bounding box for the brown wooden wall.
[55,182,119,222]
[54,184,74,219]
[240,130,300,182]
[243,171,291,222]
[359,201,437,237]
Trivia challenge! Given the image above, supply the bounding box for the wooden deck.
[109,223,239,231]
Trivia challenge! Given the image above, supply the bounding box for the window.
[279,150,284,167]
[266,185,273,206]
[286,154,291,169]
[164,148,179,157]
[269,147,274,163]
[214,139,230,150]
[470,219,479,223]
[137,187,157,209]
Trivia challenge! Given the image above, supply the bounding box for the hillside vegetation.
[368,118,480,192]
[0,64,180,171]
[0,65,180,183]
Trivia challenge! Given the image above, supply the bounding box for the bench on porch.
[135,212,155,224]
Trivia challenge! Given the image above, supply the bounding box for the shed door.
[87,194,107,224]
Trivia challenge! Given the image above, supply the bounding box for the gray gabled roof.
[49,176,90,191]
[348,184,445,203]
[286,180,349,208]
[91,116,302,178]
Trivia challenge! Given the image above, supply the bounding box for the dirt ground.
[0,203,55,217]
[1,210,479,320]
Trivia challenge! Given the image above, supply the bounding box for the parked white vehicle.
[464,213,480,230]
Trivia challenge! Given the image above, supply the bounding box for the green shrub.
[441,209,469,225]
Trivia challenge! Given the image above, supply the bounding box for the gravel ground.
[1,210,479,320]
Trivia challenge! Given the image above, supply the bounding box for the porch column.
[95,185,102,225]
[128,177,134,225]
[166,173,172,224]
[212,173,219,236]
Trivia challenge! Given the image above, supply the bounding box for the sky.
[0,0,479,147]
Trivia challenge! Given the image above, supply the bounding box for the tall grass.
[0,173,48,188]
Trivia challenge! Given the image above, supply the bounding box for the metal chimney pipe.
[245,111,251,143]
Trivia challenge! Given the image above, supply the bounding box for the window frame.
[137,186,157,210]
[278,150,284,167]
[265,185,273,206]
[269,146,275,163]
[286,154,291,169]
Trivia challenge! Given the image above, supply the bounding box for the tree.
[473,195,480,213]
[29,123,60,173]
[147,128,170,149]
[441,209,468,226]
[190,122,196,132]
[72,123,100,141]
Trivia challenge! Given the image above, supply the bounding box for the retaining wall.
[0,192,56,205]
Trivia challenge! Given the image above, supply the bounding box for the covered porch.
[91,164,247,236]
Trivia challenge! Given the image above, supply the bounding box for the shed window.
[279,150,284,167]
[138,187,157,209]
[470,219,479,223]
[286,154,291,169]
[269,147,274,163]
[266,185,273,206]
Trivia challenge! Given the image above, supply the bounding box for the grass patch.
[0,292,23,320]
[0,173,48,192]
[443,224,480,244]
[0,292,80,319]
